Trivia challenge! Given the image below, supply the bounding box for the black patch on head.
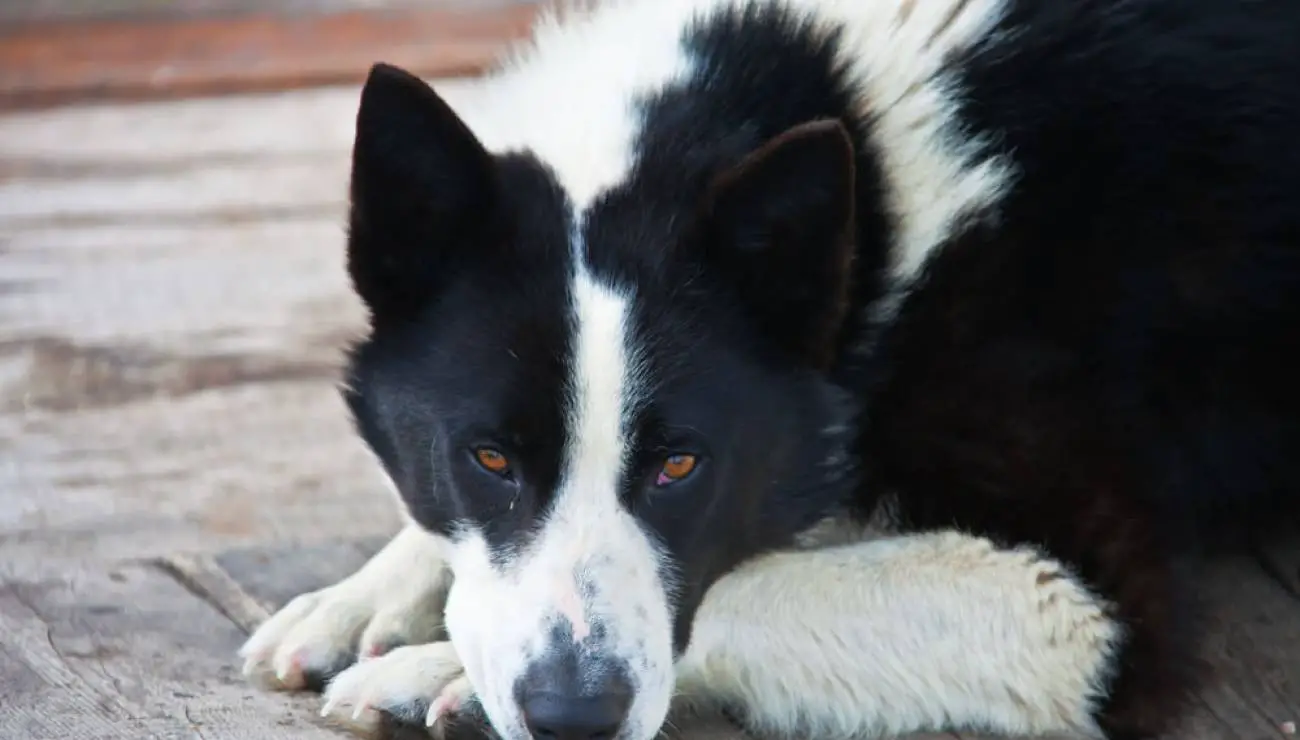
[347,63,498,328]
[579,3,876,652]
[342,64,579,560]
[692,119,858,369]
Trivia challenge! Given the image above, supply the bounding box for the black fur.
[341,1,1300,738]
[861,3,1300,735]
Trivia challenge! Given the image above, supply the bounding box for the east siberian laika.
[239,0,1300,738]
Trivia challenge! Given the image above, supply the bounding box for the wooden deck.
[1,83,1298,740]
[0,1,542,111]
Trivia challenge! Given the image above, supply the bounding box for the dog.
[237,1,1300,739]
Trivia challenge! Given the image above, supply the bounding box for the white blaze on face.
[442,263,677,740]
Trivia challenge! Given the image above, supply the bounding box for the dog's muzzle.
[514,642,634,740]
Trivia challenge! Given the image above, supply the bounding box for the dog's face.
[342,65,858,740]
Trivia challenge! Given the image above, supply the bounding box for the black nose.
[521,686,632,740]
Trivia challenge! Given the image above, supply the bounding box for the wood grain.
[0,563,350,738]
[1187,557,1300,739]
[0,85,455,581]
[215,536,387,612]
[0,3,541,111]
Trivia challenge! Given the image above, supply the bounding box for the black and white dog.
[238,1,1300,738]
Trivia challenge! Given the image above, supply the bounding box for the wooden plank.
[1186,556,1300,740]
[0,563,350,739]
[160,553,279,634]
[0,86,464,582]
[0,3,541,111]
[0,82,482,583]
[0,213,404,582]
[215,536,388,611]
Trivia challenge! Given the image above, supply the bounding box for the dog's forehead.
[429,135,730,461]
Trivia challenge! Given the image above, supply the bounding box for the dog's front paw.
[239,530,452,692]
[321,642,483,738]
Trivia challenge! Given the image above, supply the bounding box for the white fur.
[458,0,1014,278]
[675,528,1121,739]
[439,266,675,740]
[826,0,1017,282]
[461,1,698,209]
[321,642,472,736]
[245,523,1119,740]
[239,523,452,691]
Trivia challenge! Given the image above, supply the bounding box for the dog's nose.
[520,682,632,740]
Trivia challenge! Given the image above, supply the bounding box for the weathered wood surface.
[1,84,1298,740]
[0,83,502,583]
[0,562,348,739]
[0,83,465,738]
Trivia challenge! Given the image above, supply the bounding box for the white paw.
[320,642,475,737]
[239,560,451,691]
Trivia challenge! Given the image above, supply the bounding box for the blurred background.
[0,4,545,738]
[0,0,540,110]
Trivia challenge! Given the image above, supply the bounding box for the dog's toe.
[240,550,450,694]
[358,588,447,659]
[242,584,375,691]
[321,642,468,736]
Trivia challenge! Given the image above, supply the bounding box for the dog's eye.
[656,454,698,486]
[474,448,512,477]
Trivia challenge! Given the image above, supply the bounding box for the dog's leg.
[674,529,1122,739]
[240,523,453,694]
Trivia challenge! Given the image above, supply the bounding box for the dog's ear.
[347,63,497,326]
[695,119,857,369]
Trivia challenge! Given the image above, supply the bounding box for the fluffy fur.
[239,1,1300,739]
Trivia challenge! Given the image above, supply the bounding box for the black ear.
[697,119,857,369]
[347,62,497,325]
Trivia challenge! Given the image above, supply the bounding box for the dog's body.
[239,1,1300,739]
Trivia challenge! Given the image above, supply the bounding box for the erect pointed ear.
[696,119,857,369]
[347,62,497,325]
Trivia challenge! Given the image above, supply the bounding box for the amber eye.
[474,448,512,476]
[656,454,698,486]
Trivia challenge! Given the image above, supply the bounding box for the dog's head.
[342,64,858,740]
